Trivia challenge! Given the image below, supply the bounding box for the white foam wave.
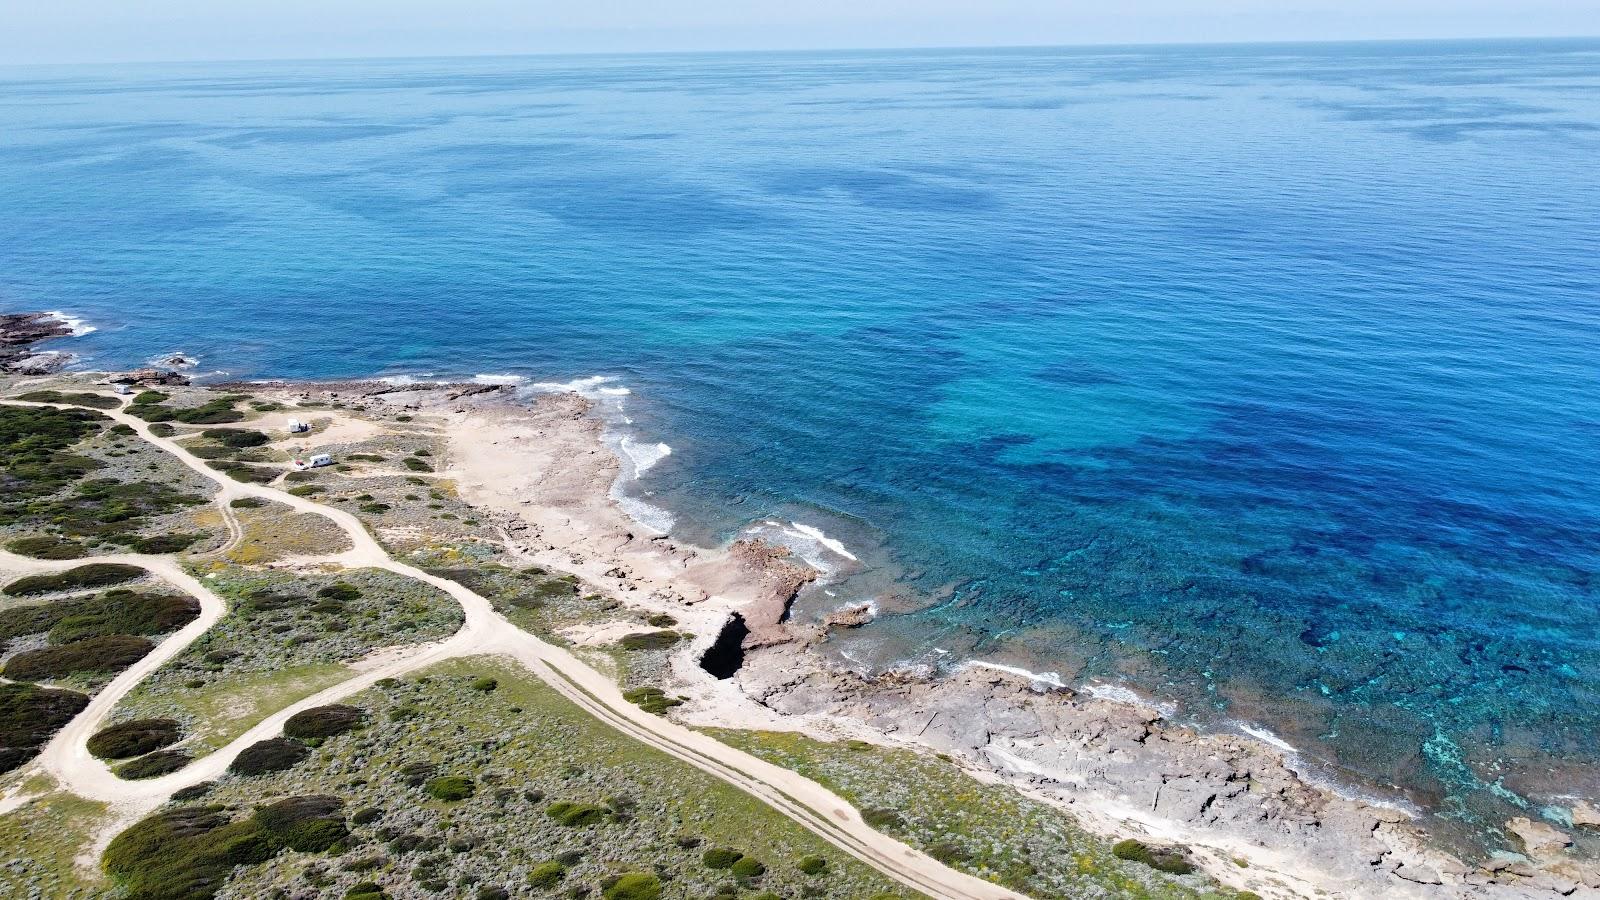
[524,375,630,398]
[147,351,198,370]
[1081,681,1178,717]
[790,522,859,561]
[472,373,526,386]
[1232,721,1299,754]
[619,436,671,478]
[964,660,1067,689]
[45,311,95,336]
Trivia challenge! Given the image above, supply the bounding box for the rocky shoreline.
[0,311,75,373]
[199,376,1600,899]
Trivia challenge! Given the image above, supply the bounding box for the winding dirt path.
[0,398,1023,900]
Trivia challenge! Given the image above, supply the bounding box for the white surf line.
[1,397,1023,900]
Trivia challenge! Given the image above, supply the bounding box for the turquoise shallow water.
[3,40,1599,853]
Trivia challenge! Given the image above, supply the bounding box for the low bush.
[4,633,154,680]
[545,801,607,827]
[797,855,827,875]
[5,535,89,560]
[148,422,176,437]
[230,497,265,509]
[87,718,183,759]
[3,562,144,596]
[105,796,347,900]
[318,583,362,603]
[402,457,432,472]
[35,591,199,644]
[254,795,348,852]
[130,391,168,406]
[350,806,383,826]
[528,860,567,888]
[0,682,89,773]
[702,848,743,869]
[128,533,203,554]
[116,749,193,779]
[346,883,387,900]
[622,686,682,715]
[288,485,325,496]
[602,873,661,900]
[359,502,391,514]
[14,390,121,409]
[646,613,678,627]
[470,677,498,692]
[731,856,766,879]
[861,807,903,829]
[1112,838,1195,875]
[170,782,214,801]
[114,749,190,778]
[424,776,475,801]
[229,737,309,776]
[201,428,269,448]
[283,704,365,739]
[618,630,681,651]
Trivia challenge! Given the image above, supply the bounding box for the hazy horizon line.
[6,32,1598,72]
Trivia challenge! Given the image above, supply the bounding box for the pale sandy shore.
[222,380,1599,899]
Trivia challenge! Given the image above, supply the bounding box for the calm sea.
[4,40,1598,853]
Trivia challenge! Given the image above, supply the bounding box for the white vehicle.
[287,418,310,434]
[292,453,333,471]
[113,383,134,395]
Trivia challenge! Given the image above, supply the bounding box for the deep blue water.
[4,40,1599,852]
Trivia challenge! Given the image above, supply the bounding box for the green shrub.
[130,391,168,406]
[87,718,183,759]
[646,613,678,627]
[254,795,348,852]
[622,686,682,714]
[318,583,361,602]
[14,390,121,409]
[230,497,265,509]
[346,883,387,900]
[105,797,347,900]
[148,423,176,437]
[730,856,766,879]
[5,535,88,560]
[545,801,606,826]
[1112,838,1195,875]
[174,400,244,425]
[402,457,432,472]
[359,502,391,514]
[116,749,192,779]
[201,428,269,448]
[170,782,214,801]
[424,776,476,801]
[4,634,154,680]
[797,855,827,875]
[3,563,144,596]
[18,591,199,644]
[528,860,566,888]
[618,630,680,651]
[350,806,383,825]
[283,704,365,739]
[470,677,498,692]
[0,682,89,773]
[128,533,203,554]
[288,485,325,496]
[228,737,309,776]
[602,873,661,900]
[702,848,743,869]
[861,808,902,829]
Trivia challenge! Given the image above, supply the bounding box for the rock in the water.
[1505,816,1571,858]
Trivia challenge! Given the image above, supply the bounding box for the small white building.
[287,418,310,434]
[292,453,333,471]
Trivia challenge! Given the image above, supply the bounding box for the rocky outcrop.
[734,645,1600,899]
[0,311,74,373]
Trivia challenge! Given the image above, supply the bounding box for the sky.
[3,0,1598,65]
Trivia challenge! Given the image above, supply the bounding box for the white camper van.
[292,453,333,471]
[287,418,310,434]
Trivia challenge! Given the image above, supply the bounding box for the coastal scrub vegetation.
[0,682,89,773]
[87,718,184,759]
[12,389,120,409]
[3,562,144,595]
[184,657,905,900]
[714,729,1242,900]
